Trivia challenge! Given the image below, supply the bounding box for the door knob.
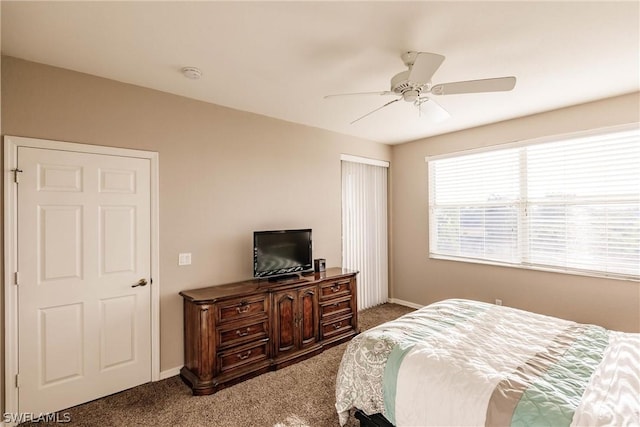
[132,278,148,288]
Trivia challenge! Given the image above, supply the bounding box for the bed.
[335,299,640,427]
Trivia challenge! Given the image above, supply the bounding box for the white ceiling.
[2,1,639,145]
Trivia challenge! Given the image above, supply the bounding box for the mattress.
[335,299,640,426]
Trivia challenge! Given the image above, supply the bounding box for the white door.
[17,146,152,414]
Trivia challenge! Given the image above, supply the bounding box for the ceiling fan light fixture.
[403,90,419,102]
[181,66,202,80]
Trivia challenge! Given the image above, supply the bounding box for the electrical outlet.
[495,299,503,306]
[178,253,192,266]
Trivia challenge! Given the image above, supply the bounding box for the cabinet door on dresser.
[272,289,297,356]
[298,285,320,349]
[272,284,320,359]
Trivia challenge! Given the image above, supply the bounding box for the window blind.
[428,127,640,280]
[341,157,389,310]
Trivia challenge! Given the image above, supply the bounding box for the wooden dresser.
[180,268,358,395]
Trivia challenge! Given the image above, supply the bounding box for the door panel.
[39,205,83,282]
[273,291,296,355]
[299,286,318,347]
[38,163,82,192]
[99,168,136,193]
[39,303,84,385]
[100,295,137,370]
[18,146,152,414]
[100,206,136,274]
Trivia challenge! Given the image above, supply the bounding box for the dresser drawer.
[217,319,269,349]
[321,314,354,339]
[319,295,352,319]
[217,295,268,323]
[319,279,352,300]
[217,340,269,373]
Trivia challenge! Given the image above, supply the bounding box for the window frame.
[425,124,640,282]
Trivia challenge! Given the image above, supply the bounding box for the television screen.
[253,229,312,278]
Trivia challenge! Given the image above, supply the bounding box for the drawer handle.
[332,302,339,307]
[236,328,250,337]
[333,321,343,330]
[330,285,341,293]
[237,350,252,360]
[236,304,250,314]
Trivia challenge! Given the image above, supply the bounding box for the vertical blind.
[428,127,640,280]
[341,157,389,310]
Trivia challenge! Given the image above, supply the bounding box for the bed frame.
[354,409,394,427]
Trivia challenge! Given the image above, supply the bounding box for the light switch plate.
[178,253,192,266]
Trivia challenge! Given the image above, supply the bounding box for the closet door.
[17,146,152,414]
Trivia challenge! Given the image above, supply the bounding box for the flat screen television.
[253,229,313,279]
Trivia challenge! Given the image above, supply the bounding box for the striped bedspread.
[335,299,640,426]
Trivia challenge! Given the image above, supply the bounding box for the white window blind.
[341,157,389,310]
[428,127,640,280]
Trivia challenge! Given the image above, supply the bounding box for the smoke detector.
[181,67,202,80]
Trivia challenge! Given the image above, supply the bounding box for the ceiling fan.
[324,51,516,124]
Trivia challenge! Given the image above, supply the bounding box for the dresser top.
[179,267,358,303]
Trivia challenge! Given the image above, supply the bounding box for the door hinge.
[11,168,23,184]
[15,373,20,388]
[14,271,19,285]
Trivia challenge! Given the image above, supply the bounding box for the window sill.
[428,254,640,283]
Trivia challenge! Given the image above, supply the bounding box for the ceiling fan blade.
[324,90,395,99]
[351,98,401,124]
[408,52,445,84]
[417,98,451,123]
[431,76,516,95]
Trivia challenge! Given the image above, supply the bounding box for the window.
[427,127,640,280]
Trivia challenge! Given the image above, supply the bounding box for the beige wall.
[1,56,391,372]
[391,92,640,333]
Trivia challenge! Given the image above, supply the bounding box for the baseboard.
[388,298,423,310]
[159,366,181,380]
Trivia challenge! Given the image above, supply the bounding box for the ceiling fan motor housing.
[391,70,425,102]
